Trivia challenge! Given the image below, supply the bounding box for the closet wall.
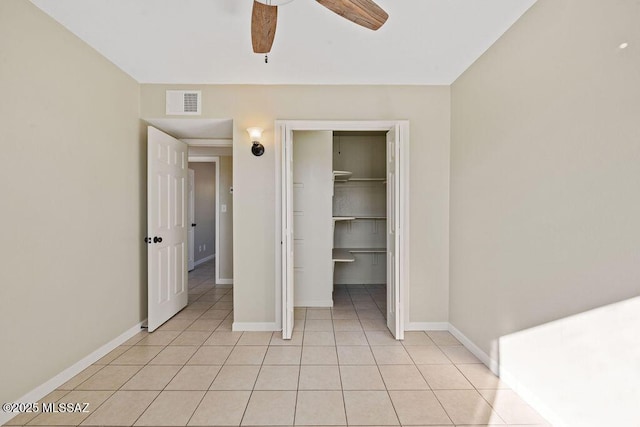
[332,132,387,285]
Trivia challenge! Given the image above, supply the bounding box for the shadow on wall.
[499,296,640,426]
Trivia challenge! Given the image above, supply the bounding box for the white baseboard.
[448,323,500,375]
[216,278,233,286]
[0,320,146,426]
[406,322,450,331]
[232,322,279,332]
[194,254,215,267]
[294,300,334,308]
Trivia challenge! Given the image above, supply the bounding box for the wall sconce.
[247,127,265,157]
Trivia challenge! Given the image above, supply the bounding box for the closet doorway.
[275,121,410,340]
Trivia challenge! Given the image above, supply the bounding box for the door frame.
[187,156,227,285]
[188,168,195,272]
[274,120,410,338]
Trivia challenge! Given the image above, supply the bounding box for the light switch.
[221,204,227,213]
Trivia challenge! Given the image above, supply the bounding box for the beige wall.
[450,0,640,423]
[141,85,451,325]
[190,162,216,262]
[0,1,144,403]
[218,156,234,280]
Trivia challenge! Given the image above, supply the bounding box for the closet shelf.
[332,216,386,220]
[332,248,355,263]
[344,247,386,254]
[333,248,386,261]
[333,216,356,222]
[333,171,385,183]
[333,171,352,182]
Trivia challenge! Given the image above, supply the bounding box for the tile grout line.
[290,311,306,427]
[240,312,298,426]
[328,301,349,427]
[183,264,230,426]
[403,337,455,425]
[180,311,227,427]
[127,281,222,427]
[292,313,304,426]
[356,285,402,427]
[128,264,227,427]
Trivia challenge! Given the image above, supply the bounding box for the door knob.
[153,236,163,243]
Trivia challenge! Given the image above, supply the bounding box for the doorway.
[275,120,410,340]
[145,119,234,331]
[188,155,234,287]
[188,161,217,272]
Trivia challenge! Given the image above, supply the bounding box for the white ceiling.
[31,0,536,85]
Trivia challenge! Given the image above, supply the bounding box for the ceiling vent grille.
[166,90,201,115]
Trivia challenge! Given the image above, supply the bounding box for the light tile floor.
[4,260,549,426]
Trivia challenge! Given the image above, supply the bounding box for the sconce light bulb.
[247,127,265,157]
[247,127,264,141]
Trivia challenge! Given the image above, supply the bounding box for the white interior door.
[188,169,195,272]
[387,126,402,339]
[282,128,294,339]
[147,126,189,332]
[292,131,333,307]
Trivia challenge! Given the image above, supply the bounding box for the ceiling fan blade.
[316,0,388,30]
[251,0,278,53]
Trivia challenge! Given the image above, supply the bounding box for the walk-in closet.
[291,130,388,308]
[332,131,387,288]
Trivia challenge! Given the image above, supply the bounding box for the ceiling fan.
[251,0,389,56]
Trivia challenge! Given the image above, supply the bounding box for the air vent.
[166,90,201,116]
